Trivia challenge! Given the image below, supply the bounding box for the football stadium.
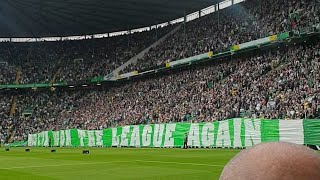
[1,0,320,179]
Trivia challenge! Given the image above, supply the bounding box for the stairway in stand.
[7,68,22,143]
[50,67,62,84]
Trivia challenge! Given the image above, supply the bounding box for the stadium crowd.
[0,65,16,85]
[0,0,319,143]
[0,0,318,84]
[123,0,320,72]
[0,96,14,144]
[0,26,173,84]
[2,40,319,142]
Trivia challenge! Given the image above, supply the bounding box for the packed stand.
[123,0,320,72]
[56,27,174,82]
[0,25,175,85]
[0,64,16,84]
[7,40,320,141]
[0,42,63,84]
[13,92,80,141]
[0,96,14,143]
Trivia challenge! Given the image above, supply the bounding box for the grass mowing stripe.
[134,160,225,167]
[0,160,224,170]
[0,148,239,179]
[0,161,130,170]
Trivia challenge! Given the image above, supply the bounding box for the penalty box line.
[0,160,224,170]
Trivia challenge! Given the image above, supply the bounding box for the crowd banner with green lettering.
[27,119,320,148]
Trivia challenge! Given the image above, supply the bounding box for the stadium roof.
[0,0,223,38]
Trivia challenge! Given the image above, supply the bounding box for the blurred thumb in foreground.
[220,142,320,180]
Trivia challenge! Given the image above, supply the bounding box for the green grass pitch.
[0,147,240,179]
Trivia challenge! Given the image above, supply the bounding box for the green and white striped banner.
[28,119,320,148]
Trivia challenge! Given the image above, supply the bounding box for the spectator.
[4,40,320,141]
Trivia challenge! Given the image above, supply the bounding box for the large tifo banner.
[28,119,320,148]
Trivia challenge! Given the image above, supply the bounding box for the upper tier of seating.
[0,0,318,85]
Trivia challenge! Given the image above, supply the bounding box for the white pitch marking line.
[134,160,225,167]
